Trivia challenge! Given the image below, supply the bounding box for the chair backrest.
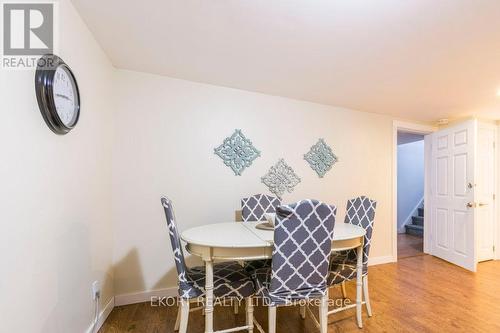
[241,194,281,222]
[269,199,336,303]
[161,197,189,285]
[344,196,377,266]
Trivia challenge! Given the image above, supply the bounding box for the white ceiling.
[72,0,500,122]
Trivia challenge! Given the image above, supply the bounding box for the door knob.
[466,202,475,208]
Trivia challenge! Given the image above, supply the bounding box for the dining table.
[181,221,366,333]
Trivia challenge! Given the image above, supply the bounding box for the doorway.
[392,121,435,262]
[397,131,425,259]
[393,120,498,269]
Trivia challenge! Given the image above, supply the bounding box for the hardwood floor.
[100,256,500,333]
[398,233,424,259]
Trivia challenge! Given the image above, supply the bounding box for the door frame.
[392,121,436,261]
[477,121,499,261]
[497,125,500,260]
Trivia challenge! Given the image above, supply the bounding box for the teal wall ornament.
[304,138,338,178]
[214,129,261,176]
[261,159,301,197]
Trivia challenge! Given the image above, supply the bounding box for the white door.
[428,119,477,272]
[476,123,496,262]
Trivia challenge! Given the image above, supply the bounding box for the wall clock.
[35,54,80,135]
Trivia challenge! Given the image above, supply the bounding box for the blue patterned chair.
[240,194,281,273]
[252,199,336,333]
[241,194,281,222]
[328,196,377,318]
[161,197,255,333]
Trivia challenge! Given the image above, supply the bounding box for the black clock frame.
[35,54,80,135]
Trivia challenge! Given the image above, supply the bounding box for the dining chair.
[161,197,256,333]
[240,194,281,273]
[252,199,337,333]
[241,194,281,222]
[327,196,377,318]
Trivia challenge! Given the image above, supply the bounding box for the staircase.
[405,206,424,237]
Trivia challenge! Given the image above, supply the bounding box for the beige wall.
[0,1,114,332]
[112,69,395,295]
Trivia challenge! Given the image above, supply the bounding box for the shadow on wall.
[152,256,201,292]
[41,222,114,332]
[113,248,146,298]
[113,206,206,301]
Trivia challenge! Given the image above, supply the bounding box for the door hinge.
[494,245,496,253]
[494,194,496,200]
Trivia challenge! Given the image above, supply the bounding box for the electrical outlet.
[92,280,101,301]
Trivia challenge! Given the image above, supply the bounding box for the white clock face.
[53,66,78,127]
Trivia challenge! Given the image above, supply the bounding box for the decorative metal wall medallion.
[304,138,338,178]
[214,129,261,176]
[261,159,301,197]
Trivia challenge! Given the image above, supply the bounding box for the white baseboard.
[368,255,396,266]
[85,297,114,333]
[114,287,178,306]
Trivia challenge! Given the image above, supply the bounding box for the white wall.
[112,69,395,296]
[397,140,424,232]
[0,1,115,332]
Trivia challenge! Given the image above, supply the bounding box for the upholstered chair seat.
[242,258,272,273]
[327,262,368,285]
[183,261,255,300]
[327,249,369,285]
[252,264,336,306]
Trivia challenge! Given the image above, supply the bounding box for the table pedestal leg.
[205,259,214,333]
[356,242,363,328]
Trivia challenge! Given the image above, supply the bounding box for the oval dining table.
[181,221,366,333]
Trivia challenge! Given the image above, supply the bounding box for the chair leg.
[179,298,190,333]
[341,282,347,299]
[246,297,254,333]
[363,275,373,317]
[174,303,181,331]
[268,306,277,333]
[299,305,306,319]
[356,245,363,329]
[318,289,329,333]
[234,301,239,315]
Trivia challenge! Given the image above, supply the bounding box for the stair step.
[405,224,424,237]
[412,215,424,226]
[418,208,424,217]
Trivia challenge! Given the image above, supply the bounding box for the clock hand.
[56,93,70,101]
